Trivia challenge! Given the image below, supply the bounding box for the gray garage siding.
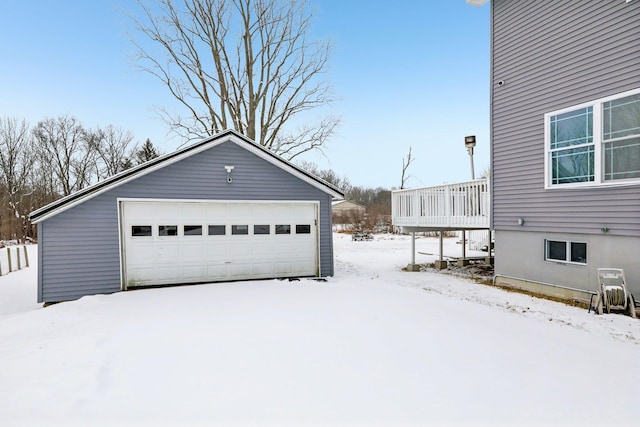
[38,140,335,303]
[491,0,640,235]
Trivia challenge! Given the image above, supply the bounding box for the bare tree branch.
[32,115,97,197]
[400,146,414,190]
[130,0,337,159]
[91,125,137,179]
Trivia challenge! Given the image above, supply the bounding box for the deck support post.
[458,230,470,267]
[462,230,466,259]
[411,231,416,265]
[435,230,448,269]
[406,231,421,271]
[485,228,494,265]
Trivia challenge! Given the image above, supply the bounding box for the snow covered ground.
[1,235,639,426]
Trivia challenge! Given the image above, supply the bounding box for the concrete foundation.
[494,274,595,305]
[434,260,448,269]
[406,263,422,272]
[457,259,470,267]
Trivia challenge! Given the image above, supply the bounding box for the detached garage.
[30,130,344,303]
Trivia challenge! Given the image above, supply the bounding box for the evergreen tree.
[136,138,160,164]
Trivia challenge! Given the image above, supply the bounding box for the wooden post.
[17,247,21,269]
[7,247,12,273]
[23,245,29,267]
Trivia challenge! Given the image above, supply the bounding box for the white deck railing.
[392,178,490,229]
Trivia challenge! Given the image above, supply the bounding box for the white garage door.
[120,200,319,288]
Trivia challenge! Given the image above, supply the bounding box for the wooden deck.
[392,178,490,231]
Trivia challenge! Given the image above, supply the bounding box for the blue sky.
[1,1,490,189]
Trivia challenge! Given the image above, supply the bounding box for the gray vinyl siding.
[38,141,335,303]
[491,0,640,235]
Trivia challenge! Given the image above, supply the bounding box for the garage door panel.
[122,201,318,288]
[181,241,207,259]
[292,261,313,275]
[250,262,273,276]
[207,263,230,278]
[273,261,294,275]
[229,262,253,277]
[182,264,207,280]
[228,240,252,259]
[206,242,229,258]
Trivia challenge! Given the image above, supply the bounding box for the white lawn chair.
[595,268,636,319]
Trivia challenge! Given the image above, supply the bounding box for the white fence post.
[7,247,12,273]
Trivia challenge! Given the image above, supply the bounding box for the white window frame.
[544,87,640,189]
[544,239,587,265]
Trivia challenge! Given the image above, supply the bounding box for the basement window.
[545,240,587,264]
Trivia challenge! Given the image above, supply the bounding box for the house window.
[545,240,587,264]
[545,88,640,188]
[603,93,640,181]
[549,107,594,185]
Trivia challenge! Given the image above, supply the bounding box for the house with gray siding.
[484,0,640,299]
[30,129,343,303]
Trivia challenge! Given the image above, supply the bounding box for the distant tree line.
[0,115,161,243]
[297,160,392,232]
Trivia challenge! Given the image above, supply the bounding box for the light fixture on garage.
[225,165,234,183]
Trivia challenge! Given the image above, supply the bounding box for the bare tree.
[0,117,36,241]
[400,146,414,189]
[297,160,350,192]
[131,0,338,159]
[91,125,137,179]
[33,115,96,197]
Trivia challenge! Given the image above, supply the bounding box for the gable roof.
[30,129,344,224]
